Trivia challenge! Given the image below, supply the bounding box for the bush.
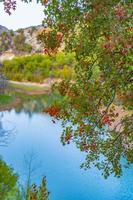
[2,53,76,82]
[53,52,76,68]
[53,65,75,80]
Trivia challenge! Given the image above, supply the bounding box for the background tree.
[0,31,12,53]
[13,32,32,54]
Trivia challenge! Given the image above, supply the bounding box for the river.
[0,98,133,200]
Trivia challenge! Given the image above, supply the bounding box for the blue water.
[0,109,133,200]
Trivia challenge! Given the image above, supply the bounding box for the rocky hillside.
[0,25,44,59]
[0,25,9,34]
[20,25,44,53]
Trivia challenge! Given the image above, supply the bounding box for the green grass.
[0,94,13,105]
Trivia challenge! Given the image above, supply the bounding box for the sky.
[0,0,44,30]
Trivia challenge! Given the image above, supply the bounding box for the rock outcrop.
[0,25,43,59]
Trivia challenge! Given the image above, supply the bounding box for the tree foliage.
[0,159,18,199]
[29,177,49,200]
[0,31,12,53]
[42,0,133,178]
[13,32,32,54]
[37,28,63,55]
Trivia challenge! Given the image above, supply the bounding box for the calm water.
[0,107,133,200]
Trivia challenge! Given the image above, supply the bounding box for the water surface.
[0,107,133,200]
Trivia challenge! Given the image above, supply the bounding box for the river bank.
[0,97,21,112]
[9,78,61,95]
[0,79,56,111]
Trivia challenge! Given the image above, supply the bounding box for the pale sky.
[0,0,44,30]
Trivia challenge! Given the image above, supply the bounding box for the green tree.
[0,32,12,53]
[13,32,32,54]
[0,159,18,199]
[43,0,133,178]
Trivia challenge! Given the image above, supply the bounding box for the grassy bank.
[0,94,21,112]
[0,81,62,112]
[0,94,13,105]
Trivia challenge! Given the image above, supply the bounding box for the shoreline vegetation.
[1,53,76,82]
[0,96,21,112]
[0,52,75,109]
[0,77,65,113]
[0,78,57,111]
[9,78,60,95]
[0,51,98,109]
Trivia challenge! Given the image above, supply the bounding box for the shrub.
[2,53,76,82]
[53,65,75,80]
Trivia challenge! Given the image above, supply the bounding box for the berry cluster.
[80,143,97,152]
[38,29,63,55]
[102,115,112,126]
[44,106,61,118]
[114,6,125,20]
[103,42,113,52]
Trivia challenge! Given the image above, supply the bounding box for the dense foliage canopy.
[42,0,133,178]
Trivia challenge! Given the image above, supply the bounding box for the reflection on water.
[0,113,15,146]
[0,96,133,200]
[15,93,61,117]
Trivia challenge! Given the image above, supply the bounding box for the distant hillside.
[0,25,44,59]
[17,25,44,53]
[0,25,9,34]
